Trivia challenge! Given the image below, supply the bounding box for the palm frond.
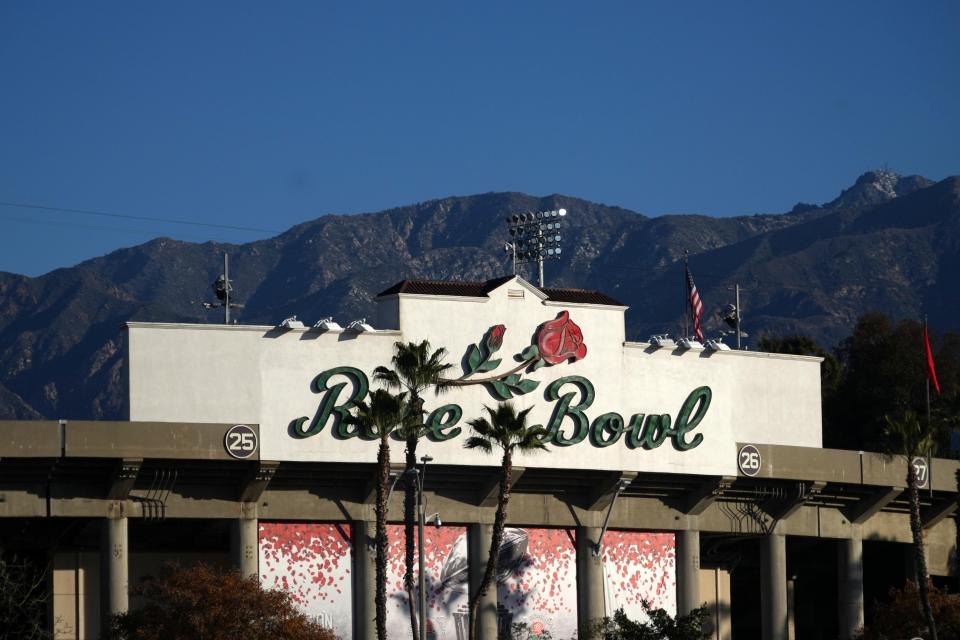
[517,426,549,453]
[373,367,402,391]
[882,410,941,459]
[464,436,494,453]
[467,416,494,438]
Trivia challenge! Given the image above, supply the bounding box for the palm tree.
[464,403,548,640]
[374,341,453,640]
[883,410,940,640]
[346,389,410,640]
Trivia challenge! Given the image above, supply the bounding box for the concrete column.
[838,530,864,640]
[100,515,128,629]
[469,523,498,640]
[352,521,377,640]
[576,526,605,636]
[761,533,788,640]
[787,578,796,640]
[230,517,259,578]
[676,529,701,615]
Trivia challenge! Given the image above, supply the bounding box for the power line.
[0,200,282,234]
[0,212,201,239]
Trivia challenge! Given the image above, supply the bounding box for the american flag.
[686,264,704,342]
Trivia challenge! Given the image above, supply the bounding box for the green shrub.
[586,603,709,640]
[104,563,338,640]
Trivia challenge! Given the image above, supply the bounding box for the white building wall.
[127,276,822,476]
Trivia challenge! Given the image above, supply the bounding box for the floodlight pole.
[223,252,230,325]
[416,455,433,640]
[735,283,741,350]
[504,208,565,289]
[726,280,758,349]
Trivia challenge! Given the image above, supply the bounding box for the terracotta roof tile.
[376,277,625,307]
[540,287,626,306]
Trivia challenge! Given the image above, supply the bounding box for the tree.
[373,340,453,640]
[760,315,960,452]
[0,554,50,640]
[586,604,709,640]
[464,402,548,640]
[346,389,410,640]
[103,563,337,640]
[856,581,960,640]
[883,411,941,640]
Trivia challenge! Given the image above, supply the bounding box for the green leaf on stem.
[476,358,502,373]
[487,380,514,400]
[466,344,482,373]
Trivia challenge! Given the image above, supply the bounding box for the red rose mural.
[453,310,587,400]
[536,311,587,365]
[486,324,506,351]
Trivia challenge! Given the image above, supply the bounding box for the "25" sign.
[225,424,258,459]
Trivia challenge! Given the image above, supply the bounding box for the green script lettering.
[290,366,369,439]
[639,414,671,450]
[292,368,710,451]
[590,412,625,447]
[670,386,711,451]
[426,404,463,442]
[544,376,594,446]
[625,413,646,449]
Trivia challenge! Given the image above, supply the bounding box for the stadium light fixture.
[503,207,568,287]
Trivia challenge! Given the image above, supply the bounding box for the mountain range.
[1,169,958,420]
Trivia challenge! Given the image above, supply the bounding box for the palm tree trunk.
[404,435,420,640]
[908,461,938,640]
[469,451,513,640]
[375,434,390,640]
[956,469,960,593]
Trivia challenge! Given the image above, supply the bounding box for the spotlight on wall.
[313,317,343,331]
[649,335,676,348]
[427,512,442,528]
[347,319,376,332]
[677,337,704,350]
[705,339,732,351]
[277,316,305,329]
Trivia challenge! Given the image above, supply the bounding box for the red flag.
[924,324,941,395]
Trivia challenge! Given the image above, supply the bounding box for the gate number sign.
[738,444,762,477]
[225,424,258,459]
[911,456,929,489]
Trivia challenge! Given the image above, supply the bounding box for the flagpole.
[683,251,690,339]
[925,315,932,428]
[925,315,933,500]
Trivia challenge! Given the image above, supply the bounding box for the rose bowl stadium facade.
[0,276,956,640]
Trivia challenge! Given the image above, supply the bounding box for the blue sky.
[1,2,958,276]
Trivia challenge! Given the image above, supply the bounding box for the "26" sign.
[738,444,762,477]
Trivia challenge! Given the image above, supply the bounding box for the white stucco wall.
[126,276,822,476]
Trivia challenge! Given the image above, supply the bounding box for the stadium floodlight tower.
[504,208,566,287]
